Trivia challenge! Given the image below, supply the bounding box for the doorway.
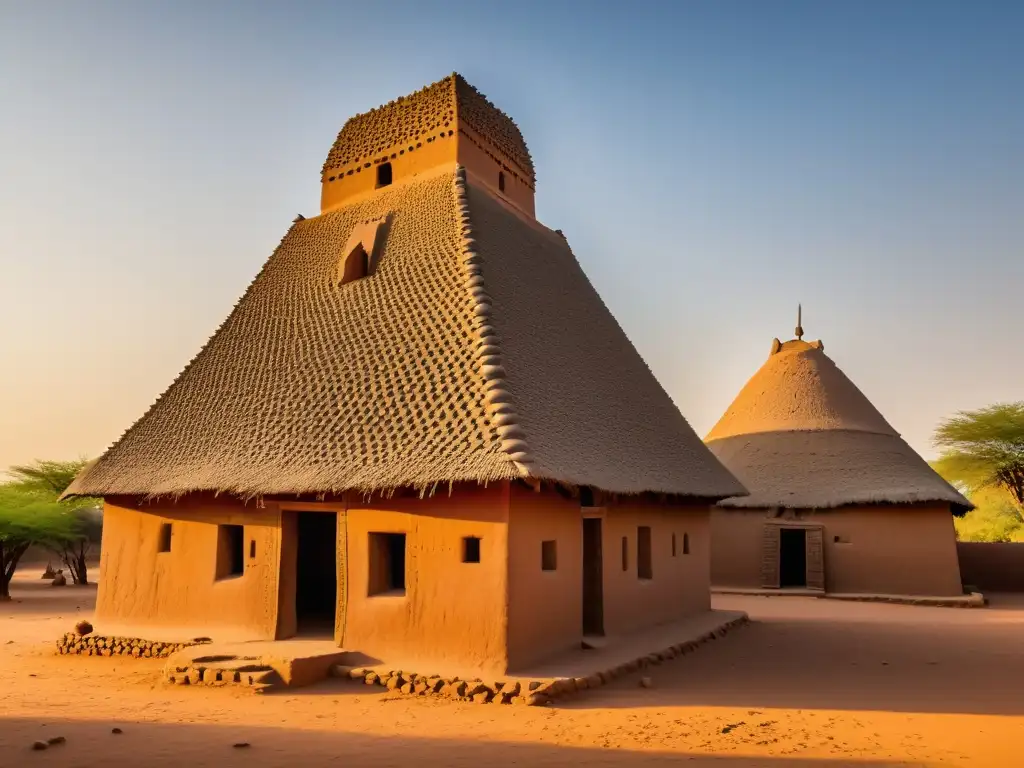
[779,527,807,588]
[582,517,604,636]
[295,511,338,635]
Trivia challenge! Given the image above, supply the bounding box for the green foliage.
[0,484,85,549]
[952,486,1024,543]
[933,402,1024,508]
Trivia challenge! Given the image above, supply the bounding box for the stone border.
[164,661,281,691]
[332,614,749,706]
[56,633,206,658]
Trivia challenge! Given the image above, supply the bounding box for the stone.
[112,728,123,735]
[201,668,221,683]
[399,682,414,695]
[465,682,489,698]
[46,736,66,746]
[51,573,67,587]
[523,693,549,707]
[444,681,467,698]
[502,681,521,697]
[472,691,492,704]
[528,681,542,691]
[186,669,203,685]
[347,667,367,679]
[31,741,48,751]
[75,620,93,636]
[413,681,429,695]
[639,677,653,688]
[232,742,250,749]
[427,678,444,693]
[364,672,379,685]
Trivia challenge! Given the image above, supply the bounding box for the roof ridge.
[452,165,533,476]
[706,426,904,444]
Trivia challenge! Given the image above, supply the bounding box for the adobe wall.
[320,134,456,213]
[506,485,583,672]
[505,487,711,673]
[95,496,282,639]
[957,542,1024,592]
[341,483,511,677]
[457,123,535,217]
[602,500,711,635]
[711,504,963,596]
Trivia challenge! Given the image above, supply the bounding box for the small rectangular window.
[216,524,244,579]
[671,532,677,557]
[462,536,481,563]
[158,523,172,553]
[621,536,628,571]
[376,162,393,188]
[637,526,653,580]
[249,539,257,559]
[683,532,690,555]
[541,540,557,571]
[368,532,406,595]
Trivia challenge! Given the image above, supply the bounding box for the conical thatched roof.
[66,164,744,502]
[705,337,971,513]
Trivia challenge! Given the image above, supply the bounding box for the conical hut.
[704,321,971,598]
[64,74,745,675]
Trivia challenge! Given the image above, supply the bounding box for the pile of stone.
[331,614,749,707]
[56,633,201,658]
[165,662,281,691]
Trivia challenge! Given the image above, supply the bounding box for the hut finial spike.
[795,303,804,340]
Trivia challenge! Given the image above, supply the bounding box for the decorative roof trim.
[452,165,533,476]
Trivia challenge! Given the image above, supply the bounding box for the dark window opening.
[498,171,506,192]
[216,524,244,579]
[541,540,557,571]
[637,526,653,580]
[376,162,393,188]
[369,532,406,595]
[579,487,595,507]
[683,532,690,555]
[249,539,257,559]
[340,244,369,286]
[462,536,481,563]
[158,523,172,553]
[671,533,677,557]
[621,536,628,571]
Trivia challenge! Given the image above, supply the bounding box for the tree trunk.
[0,541,30,600]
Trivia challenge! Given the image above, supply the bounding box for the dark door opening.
[296,511,338,635]
[582,517,604,636]
[779,527,807,588]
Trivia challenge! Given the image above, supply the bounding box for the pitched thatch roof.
[705,338,972,513]
[66,165,744,501]
[322,73,535,184]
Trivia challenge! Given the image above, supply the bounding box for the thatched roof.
[705,338,972,513]
[66,165,744,501]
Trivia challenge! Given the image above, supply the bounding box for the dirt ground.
[1,571,1022,767]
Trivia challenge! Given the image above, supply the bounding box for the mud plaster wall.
[711,505,963,596]
[321,136,455,213]
[957,542,1024,592]
[505,488,712,672]
[506,485,582,672]
[602,501,711,635]
[96,497,281,639]
[457,124,535,217]
[342,483,510,677]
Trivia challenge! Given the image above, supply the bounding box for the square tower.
[320,73,536,217]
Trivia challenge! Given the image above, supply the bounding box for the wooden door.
[761,524,781,588]
[805,526,825,591]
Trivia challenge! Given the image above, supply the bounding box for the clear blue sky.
[1,0,1021,470]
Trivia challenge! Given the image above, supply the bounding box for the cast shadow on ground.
[0,716,922,768]
[568,600,1024,717]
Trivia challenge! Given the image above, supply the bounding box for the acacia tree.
[0,485,84,599]
[4,459,100,586]
[933,402,1024,512]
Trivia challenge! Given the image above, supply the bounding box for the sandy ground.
[1,572,1023,767]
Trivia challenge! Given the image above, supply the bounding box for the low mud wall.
[957,542,1024,592]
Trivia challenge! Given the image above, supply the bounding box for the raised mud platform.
[163,638,352,692]
[712,587,986,608]
[332,609,749,706]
